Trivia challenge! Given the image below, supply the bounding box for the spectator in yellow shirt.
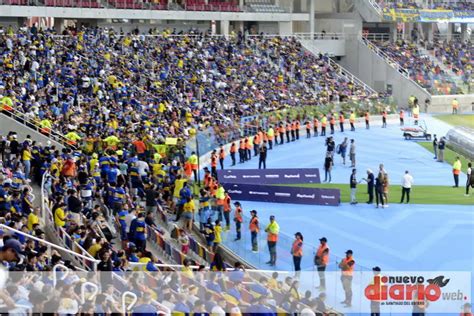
[53,201,67,227]
[27,207,40,231]
[213,220,222,252]
[88,238,103,258]
[65,131,81,145]
[182,197,195,231]
[21,145,32,179]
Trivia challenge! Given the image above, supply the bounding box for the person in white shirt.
[400,170,414,203]
[466,162,472,197]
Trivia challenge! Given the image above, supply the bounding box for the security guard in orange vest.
[313,117,319,136]
[249,210,259,252]
[315,237,329,290]
[330,113,336,135]
[295,120,301,140]
[230,142,237,166]
[365,111,370,130]
[279,123,285,145]
[267,126,274,150]
[321,114,328,136]
[399,110,405,126]
[244,137,251,161]
[233,201,243,241]
[291,232,304,275]
[349,111,356,131]
[219,145,225,170]
[285,121,291,143]
[210,150,218,179]
[339,111,345,133]
[265,215,279,266]
[305,121,311,138]
[339,249,355,307]
[253,133,260,157]
[223,192,232,230]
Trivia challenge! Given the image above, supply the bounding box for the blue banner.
[419,9,454,21]
[223,183,340,206]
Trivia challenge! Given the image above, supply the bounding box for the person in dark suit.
[364,169,375,204]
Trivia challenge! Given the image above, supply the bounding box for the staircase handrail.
[359,36,432,94]
[296,34,378,96]
[0,107,76,150]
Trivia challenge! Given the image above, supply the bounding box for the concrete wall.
[0,114,64,149]
[257,21,279,34]
[312,39,346,56]
[430,95,474,114]
[314,15,362,33]
[354,0,382,22]
[340,38,431,107]
[0,16,24,29]
[315,0,334,12]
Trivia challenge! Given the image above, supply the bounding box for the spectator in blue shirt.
[132,292,157,316]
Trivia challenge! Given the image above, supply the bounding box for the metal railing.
[0,224,95,271]
[295,34,378,96]
[367,0,382,13]
[433,33,473,42]
[360,36,410,77]
[0,107,76,150]
[362,32,391,42]
[294,32,347,40]
[359,36,433,95]
[184,2,242,11]
[41,172,99,270]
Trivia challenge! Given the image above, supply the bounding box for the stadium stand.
[0,0,471,310]
[431,38,473,83]
[365,38,463,95]
[0,129,346,314]
[2,25,377,312]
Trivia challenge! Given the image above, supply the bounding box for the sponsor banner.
[419,9,454,21]
[223,183,339,206]
[217,168,321,185]
[383,8,474,22]
[382,8,420,22]
[452,11,474,22]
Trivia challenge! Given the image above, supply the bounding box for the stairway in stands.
[417,45,469,94]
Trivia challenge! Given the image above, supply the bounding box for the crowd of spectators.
[0,25,469,314]
[431,38,473,85]
[0,26,378,151]
[0,129,339,314]
[0,131,50,270]
[371,39,462,94]
[0,25,367,313]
